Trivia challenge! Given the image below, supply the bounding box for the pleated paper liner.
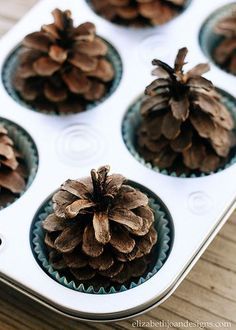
[2,39,122,115]
[122,89,236,178]
[31,182,173,294]
[86,0,192,28]
[199,3,236,76]
[0,118,38,209]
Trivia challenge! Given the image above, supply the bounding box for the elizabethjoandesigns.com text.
[131,319,232,328]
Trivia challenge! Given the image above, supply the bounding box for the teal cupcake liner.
[2,39,122,115]
[86,0,192,28]
[122,89,236,178]
[199,3,236,75]
[31,183,173,294]
[0,117,38,209]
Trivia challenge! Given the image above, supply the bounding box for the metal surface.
[0,0,235,322]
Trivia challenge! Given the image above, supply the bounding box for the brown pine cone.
[137,47,236,174]
[0,125,27,207]
[213,10,236,75]
[90,0,187,27]
[42,165,157,289]
[13,9,115,114]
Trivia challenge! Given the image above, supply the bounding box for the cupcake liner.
[2,39,122,115]
[199,3,236,75]
[86,0,192,28]
[31,184,173,294]
[122,89,236,178]
[0,117,38,209]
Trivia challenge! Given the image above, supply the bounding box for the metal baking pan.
[0,0,235,322]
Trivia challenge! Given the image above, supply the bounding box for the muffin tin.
[0,0,235,322]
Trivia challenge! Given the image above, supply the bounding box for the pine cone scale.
[23,32,52,52]
[162,112,181,139]
[53,190,77,218]
[0,171,25,193]
[88,252,114,271]
[99,262,124,278]
[65,199,95,218]
[63,251,88,268]
[170,130,192,152]
[43,213,68,232]
[82,224,104,257]
[93,211,111,244]
[49,45,68,63]
[110,226,135,253]
[61,179,92,199]
[62,69,91,94]
[183,144,206,170]
[114,189,149,209]
[74,38,108,56]
[71,267,96,281]
[109,208,143,231]
[170,97,189,121]
[54,224,84,253]
[33,57,60,76]
[68,53,98,72]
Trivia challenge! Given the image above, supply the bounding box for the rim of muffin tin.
[30,181,174,294]
[0,117,38,209]
[0,0,235,319]
[1,39,123,115]
[199,2,236,77]
[85,0,193,29]
[122,88,236,178]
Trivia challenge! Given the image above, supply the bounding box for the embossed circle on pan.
[56,124,106,166]
[188,191,213,215]
[137,34,178,68]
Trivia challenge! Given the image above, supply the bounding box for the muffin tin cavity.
[0,118,38,209]
[1,41,122,115]
[199,3,236,76]
[56,124,106,166]
[122,89,236,178]
[86,0,192,28]
[31,181,173,294]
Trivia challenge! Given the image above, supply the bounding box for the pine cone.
[0,125,27,207]
[137,47,236,174]
[13,9,115,114]
[42,165,157,288]
[90,0,187,27]
[213,10,236,75]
